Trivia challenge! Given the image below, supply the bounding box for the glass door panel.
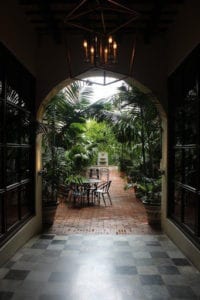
[6,188,20,229]
[20,183,34,218]
[168,44,200,246]
[6,148,20,186]
[6,104,20,144]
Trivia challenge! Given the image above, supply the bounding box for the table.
[84,178,101,184]
[83,178,102,205]
[70,178,102,207]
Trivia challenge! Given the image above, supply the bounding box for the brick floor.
[43,167,162,235]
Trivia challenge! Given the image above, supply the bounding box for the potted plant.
[138,177,161,226]
[125,175,161,226]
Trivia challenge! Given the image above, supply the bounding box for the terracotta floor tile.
[44,167,162,235]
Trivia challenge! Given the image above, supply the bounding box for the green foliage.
[124,173,162,205]
[138,177,161,205]
[41,82,94,202]
[84,119,121,165]
[41,80,162,206]
[65,174,88,184]
[91,85,162,177]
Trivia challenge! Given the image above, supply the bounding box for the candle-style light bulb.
[104,47,108,64]
[113,41,117,62]
[113,41,117,50]
[90,46,95,64]
[108,36,113,59]
[83,40,87,48]
[108,36,113,44]
[90,46,94,54]
[83,40,88,60]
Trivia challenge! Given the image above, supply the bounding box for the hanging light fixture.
[64,0,139,73]
[83,34,118,66]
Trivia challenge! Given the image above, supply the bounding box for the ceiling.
[19,0,185,44]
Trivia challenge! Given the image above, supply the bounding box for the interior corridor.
[0,168,200,299]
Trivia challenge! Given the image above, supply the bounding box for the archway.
[36,71,167,231]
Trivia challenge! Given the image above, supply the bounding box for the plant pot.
[42,203,58,225]
[143,203,161,226]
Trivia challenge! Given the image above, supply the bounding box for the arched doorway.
[36,72,167,232]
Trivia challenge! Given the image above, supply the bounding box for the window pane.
[0,80,2,97]
[183,190,197,233]
[172,184,182,222]
[20,148,30,180]
[20,183,33,218]
[0,147,3,188]
[0,192,3,234]
[174,149,182,182]
[184,87,198,141]
[21,112,31,144]
[6,104,20,144]
[6,85,20,106]
[174,109,184,145]
[6,188,19,229]
[0,100,3,143]
[6,148,20,186]
[184,148,198,187]
[174,87,198,146]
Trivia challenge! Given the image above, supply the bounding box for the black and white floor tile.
[0,234,200,299]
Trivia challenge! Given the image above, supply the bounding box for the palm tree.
[41,81,95,204]
[87,84,161,176]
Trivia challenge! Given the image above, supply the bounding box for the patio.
[43,167,162,235]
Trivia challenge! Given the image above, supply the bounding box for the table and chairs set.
[58,168,112,208]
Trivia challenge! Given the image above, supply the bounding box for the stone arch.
[36,71,167,227]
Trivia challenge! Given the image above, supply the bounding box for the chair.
[99,168,109,181]
[88,168,100,179]
[87,180,101,204]
[94,180,112,206]
[57,184,71,203]
[71,182,91,207]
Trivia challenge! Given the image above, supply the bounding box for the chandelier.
[64,0,139,70]
[83,34,117,66]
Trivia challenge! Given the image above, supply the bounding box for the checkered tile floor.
[0,233,200,299]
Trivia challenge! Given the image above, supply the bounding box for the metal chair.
[71,182,91,207]
[99,167,109,181]
[88,168,100,179]
[94,180,112,206]
[57,184,71,204]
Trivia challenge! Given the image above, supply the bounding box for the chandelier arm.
[63,33,73,78]
[129,37,136,76]
[65,0,88,20]
[100,10,106,34]
[65,8,96,21]
[66,22,95,33]
[108,16,138,35]
[107,0,140,16]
